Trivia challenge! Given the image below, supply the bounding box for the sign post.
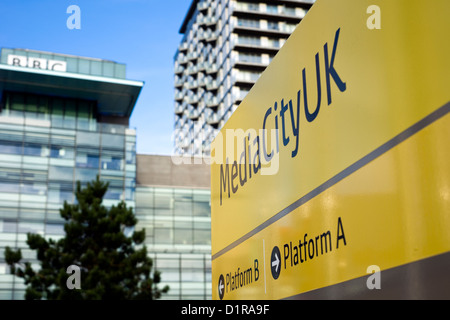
[211,0,450,299]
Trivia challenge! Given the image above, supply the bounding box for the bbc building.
[0,48,211,300]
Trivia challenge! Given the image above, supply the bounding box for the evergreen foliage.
[5,177,169,300]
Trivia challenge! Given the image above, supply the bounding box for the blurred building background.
[0,0,314,300]
[136,155,211,300]
[0,48,142,299]
[0,48,212,300]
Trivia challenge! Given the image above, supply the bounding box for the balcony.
[206,79,219,91]
[232,53,269,71]
[187,106,200,120]
[204,16,217,27]
[175,91,184,101]
[198,15,217,27]
[206,63,218,74]
[178,137,192,149]
[206,96,219,108]
[206,112,220,125]
[186,94,200,105]
[179,42,189,52]
[175,103,185,115]
[232,37,282,54]
[198,61,207,72]
[187,65,198,75]
[175,78,184,88]
[231,3,305,23]
[197,1,209,12]
[187,52,199,62]
[205,29,218,42]
[174,65,184,74]
[233,71,260,86]
[197,77,206,87]
[186,80,199,89]
[177,54,188,65]
[234,89,250,104]
[231,19,296,38]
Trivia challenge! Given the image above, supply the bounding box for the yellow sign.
[211,0,450,300]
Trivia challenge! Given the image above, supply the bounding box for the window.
[45,223,65,235]
[237,70,260,82]
[2,221,17,233]
[248,3,259,11]
[125,142,136,164]
[101,133,124,149]
[154,228,173,244]
[174,229,193,245]
[193,201,210,217]
[268,21,279,30]
[49,166,74,181]
[18,221,44,234]
[76,151,100,169]
[23,143,45,157]
[78,59,90,74]
[284,7,296,16]
[154,189,174,209]
[48,183,73,203]
[50,146,74,159]
[284,23,297,33]
[174,200,192,216]
[76,131,100,148]
[3,92,97,131]
[125,186,135,201]
[236,2,259,11]
[101,152,124,171]
[0,182,20,193]
[75,168,99,183]
[104,186,124,200]
[91,61,102,76]
[0,141,22,155]
[63,100,76,129]
[239,53,262,64]
[21,182,46,195]
[194,230,211,245]
[267,38,280,48]
[237,18,259,28]
[136,188,154,207]
[103,62,115,77]
[267,5,278,14]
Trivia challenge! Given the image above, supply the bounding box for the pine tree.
[4,177,169,300]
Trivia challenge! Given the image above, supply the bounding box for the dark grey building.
[135,154,211,300]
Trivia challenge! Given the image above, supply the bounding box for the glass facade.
[1,48,126,79]
[0,91,136,299]
[136,186,211,300]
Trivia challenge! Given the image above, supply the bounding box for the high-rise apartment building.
[173,0,315,156]
[0,48,143,299]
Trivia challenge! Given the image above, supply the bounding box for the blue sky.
[0,0,192,155]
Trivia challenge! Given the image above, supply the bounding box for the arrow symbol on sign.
[272,253,280,272]
[218,274,225,300]
[270,246,281,280]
